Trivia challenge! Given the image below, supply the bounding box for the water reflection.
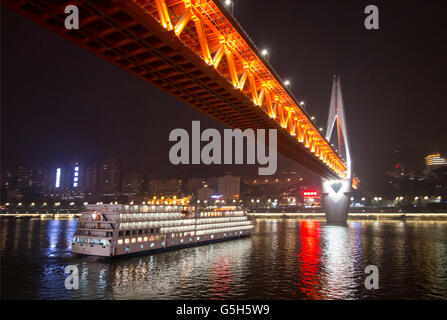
[320,225,358,299]
[297,221,321,299]
[210,255,233,298]
[1,218,446,299]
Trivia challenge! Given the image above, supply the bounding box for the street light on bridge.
[261,48,269,62]
[224,0,234,15]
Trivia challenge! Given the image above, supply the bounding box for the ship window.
[125,231,130,236]
[138,230,142,235]
[126,246,130,252]
[137,237,142,242]
[118,239,123,245]
[150,243,154,248]
[143,236,148,242]
[140,244,144,249]
[180,239,184,243]
[131,238,136,243]
[196,237,200,241]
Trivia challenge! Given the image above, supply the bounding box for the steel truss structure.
[4,0,351,180]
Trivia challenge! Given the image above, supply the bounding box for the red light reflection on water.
[296,220,323,299]
[209,256,233,298]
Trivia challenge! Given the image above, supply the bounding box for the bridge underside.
[5,0,341,180]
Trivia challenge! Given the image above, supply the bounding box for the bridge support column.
[322,179,352,224]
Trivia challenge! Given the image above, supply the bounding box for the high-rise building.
[52,166,66,192]
[70,161,83,190]
[217,174,240,202]
[84,164,99,194]
[122,172,142,194]
[1,171,13,191]
[148,179,183,195]
[99,159,120,195]
[197,185,214,202]
[187,177,204,193]
[15,166,29,190]
[425,154,447,171]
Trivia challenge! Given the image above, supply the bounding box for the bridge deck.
[5,0,347,179]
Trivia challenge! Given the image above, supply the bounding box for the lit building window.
[55,168,61,188]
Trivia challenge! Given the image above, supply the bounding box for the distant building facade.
[122,172,142,194]
[99,159,120,195]
[197,186,214,202]
[187,177,204,194]
[425,154,447,171]
[84,164,99,194]
[217,174,240,202]
[148,178,183,195]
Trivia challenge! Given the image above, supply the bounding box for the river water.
[1,217,446,299]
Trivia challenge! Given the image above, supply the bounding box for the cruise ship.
[71,204,254,257]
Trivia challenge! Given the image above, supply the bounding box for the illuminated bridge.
[4,0,358,223]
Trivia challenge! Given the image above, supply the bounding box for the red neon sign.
[303,191,318,197]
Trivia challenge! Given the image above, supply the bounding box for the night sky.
[1,0,446,189]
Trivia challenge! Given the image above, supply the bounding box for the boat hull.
[72,229,252,257]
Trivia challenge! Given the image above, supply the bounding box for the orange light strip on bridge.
[137,0,347,178]
[352,177,359,189]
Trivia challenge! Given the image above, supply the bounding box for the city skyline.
[2,150,445,206]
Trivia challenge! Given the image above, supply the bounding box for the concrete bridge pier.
[322,178,352,224]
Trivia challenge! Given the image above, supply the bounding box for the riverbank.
[0,213,82,219]
[249,212,447,221]
[2,212,447,221]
